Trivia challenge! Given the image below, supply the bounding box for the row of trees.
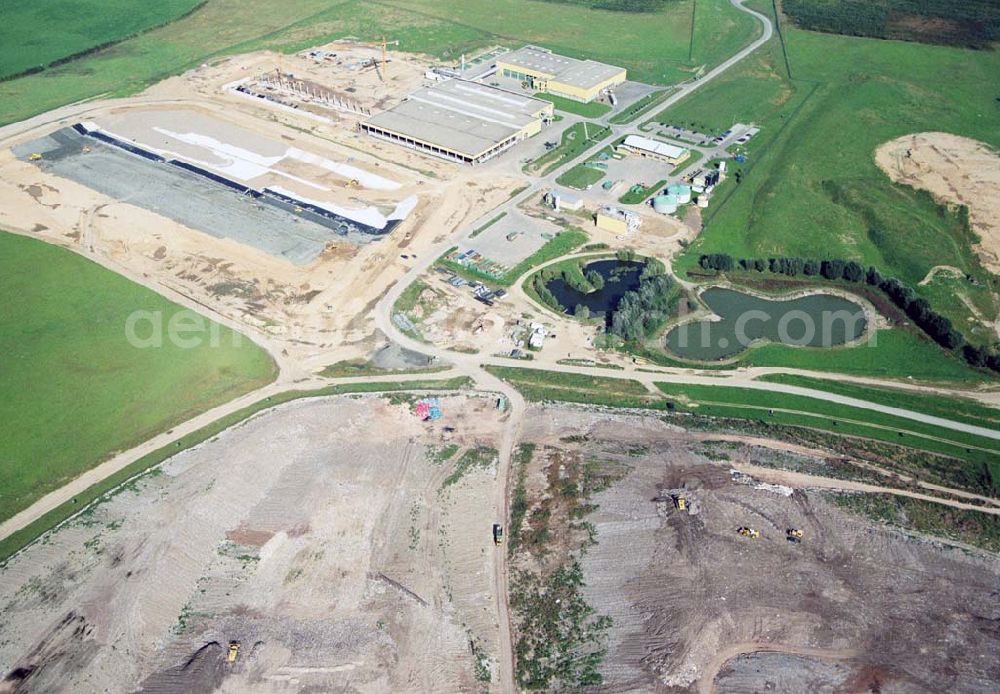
[699,253,1000,373]
[782,0,999,49]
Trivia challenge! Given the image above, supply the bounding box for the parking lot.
[456,209,560,267]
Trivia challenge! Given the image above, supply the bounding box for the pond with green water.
[665,287,868,361]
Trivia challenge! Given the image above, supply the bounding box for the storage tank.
[666,183,692,204]
[652,194,678,214]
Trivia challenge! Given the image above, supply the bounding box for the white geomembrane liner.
[267,186,418,229]
[286,148,401,191]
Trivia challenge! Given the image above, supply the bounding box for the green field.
[555,164,606,189]
[0,0,762,127]
[663,0,1000,375]
[0,0,204,80]
[534,93,611,118]
[0,232,276,524]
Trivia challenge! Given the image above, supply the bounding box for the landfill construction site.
[2,398,997,693]
[0,395,509,693]
[0,41,527,370]
[513,407,1000,693]
[3,21,1000,694]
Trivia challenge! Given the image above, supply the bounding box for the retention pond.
[665,287,867,361]
[544,259,643,317]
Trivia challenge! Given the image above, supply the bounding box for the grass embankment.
[525,122,612,176]
[0,376,472,564]
[320,359,450,378]
[486,366,663,409]
[0,232,276,525]
[665,1,1000,369]
[609,89,672,124]
[469,212,507,239]
[533,93,610,118]
[757,374,1000,431]
[439,229,589,287]
[654,382,1000,465]
[829,493,1000,554]
[484,364,998,465]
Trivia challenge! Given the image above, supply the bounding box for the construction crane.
[380,36,399,76]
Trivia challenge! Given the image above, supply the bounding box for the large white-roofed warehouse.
[496,45,626,103]
[359,79,554,164]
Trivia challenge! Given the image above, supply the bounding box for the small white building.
[616,134,689,165]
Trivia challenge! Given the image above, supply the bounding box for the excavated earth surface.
[518,406,1000,693]
[0,394,507,693]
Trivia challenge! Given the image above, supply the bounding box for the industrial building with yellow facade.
[360,79,553,165]
[496,46,627,103]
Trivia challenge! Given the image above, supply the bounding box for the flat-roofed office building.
[496,46,626,103]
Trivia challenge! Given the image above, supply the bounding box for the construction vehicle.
[28,153,42,161]
[737,527,760,539]
[346,178,359,188]
[492,523,504,546]
[673,494,687,512]
[227,641,240,663]
[786,528,803,543]
[82,146,91,153]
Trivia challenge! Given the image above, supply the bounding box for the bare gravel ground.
[0,394,507,693]
[518,406,1000,693]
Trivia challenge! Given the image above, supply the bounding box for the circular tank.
[666,184,692,204]
[652,194,678,214]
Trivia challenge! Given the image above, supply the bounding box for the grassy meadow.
[0,0,204,80]
[0,0,761,126]
[0,232,276,523]
[658,0,1000,374]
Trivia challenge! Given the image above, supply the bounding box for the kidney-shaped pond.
[665,287,868,361]
[544,259,643,317]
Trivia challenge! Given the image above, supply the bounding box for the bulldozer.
[227,641,241,663]
[786,528,803,543]
[28,153,42,161]
[673,494,687,512]
[737,527,760,539]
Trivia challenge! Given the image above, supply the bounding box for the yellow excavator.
[28,153,42,161]
[227,641,240,663]
[673,495,687,512]
[737,527,760,539]
[786,528,803,543]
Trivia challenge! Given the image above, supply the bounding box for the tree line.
[699,253,1000,372]
[782,0,1000,49]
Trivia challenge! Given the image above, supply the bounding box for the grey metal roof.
[363,80,549,158]
[500,47,625,89]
